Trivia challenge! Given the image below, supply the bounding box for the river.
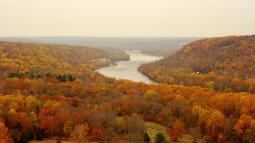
[97,51,162,84]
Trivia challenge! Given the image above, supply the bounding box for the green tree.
[155,133,167,143]
[144,133,151,143]
[116,117,127,133]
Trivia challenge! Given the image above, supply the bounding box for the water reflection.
[97,51,162,84]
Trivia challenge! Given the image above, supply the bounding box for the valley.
[1,1,254,142]
[1,36,255,143]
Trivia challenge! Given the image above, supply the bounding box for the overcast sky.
[0,0,255,37]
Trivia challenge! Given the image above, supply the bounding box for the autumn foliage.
[139,35,255,93]
[0,121,13,143]
[168,119,185,141]
[1,39,255,143]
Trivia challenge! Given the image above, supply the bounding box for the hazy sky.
[0,0,255,37]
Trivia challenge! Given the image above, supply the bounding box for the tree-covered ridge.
[1,40,255,143]
[0,41,111,76]
[139,35,255,92]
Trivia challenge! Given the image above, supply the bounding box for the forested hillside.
[0,37,196,57]
[1,41,255,143]
[0,41,112,75]
[139,35,255,92]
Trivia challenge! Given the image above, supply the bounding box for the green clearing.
[145,122,170,142]
[145,122,205,143]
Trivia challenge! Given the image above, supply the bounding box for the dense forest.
[1,39,255,143]
[0,37,195,57]
[139,35,255,93]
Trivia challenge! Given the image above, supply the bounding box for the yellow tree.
[143,89,158,102]
[71,123,89,143]
[64,121,74,137]
[206,110,225,142]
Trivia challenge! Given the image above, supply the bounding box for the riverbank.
[96,51,162,84]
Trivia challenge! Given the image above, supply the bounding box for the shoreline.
[96,50,162,84]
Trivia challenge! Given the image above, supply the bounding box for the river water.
[97,51,162,84]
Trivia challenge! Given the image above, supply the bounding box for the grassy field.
[177,135,205,143]
[145,122,205,143]
[145,122,170,142]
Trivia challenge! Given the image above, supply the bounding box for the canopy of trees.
[139,35,255,93]
[1,40,255,143]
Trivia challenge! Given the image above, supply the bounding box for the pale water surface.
[97,51,162,84]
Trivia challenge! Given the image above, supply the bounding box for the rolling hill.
[139,35,255,92]
[0,41,130,77]
[1,40,255,143]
